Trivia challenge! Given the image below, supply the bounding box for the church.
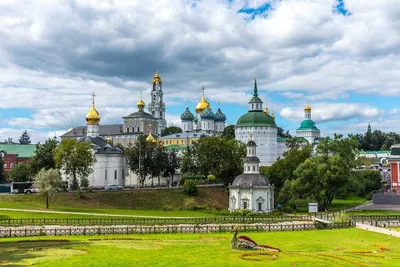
[61,71,167,147]
[235,79,321,166]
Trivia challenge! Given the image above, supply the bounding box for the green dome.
[180,107,195,121]
[297,119,320,131]
[200,106,215,120]
[236,111,276,127]
[214,108,226,122]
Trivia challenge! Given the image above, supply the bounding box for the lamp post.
[138,138,141,188]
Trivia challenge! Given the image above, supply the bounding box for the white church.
[229,135,274,213]
[235,79,320,166]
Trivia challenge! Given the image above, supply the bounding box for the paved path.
[356,222,400,237]
[0,208,198,219]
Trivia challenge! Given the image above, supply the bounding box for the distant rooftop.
[0,144,36,158]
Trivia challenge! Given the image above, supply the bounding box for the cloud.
[0,0,398,142]
[280,102,381,123]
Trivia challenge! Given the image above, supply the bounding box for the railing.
[0,215,313,227]
[0,222,354,238]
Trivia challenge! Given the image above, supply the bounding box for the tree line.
[356,124,400,151]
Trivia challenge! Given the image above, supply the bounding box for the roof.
[161,130,213,139]
[123,111,155,119]
[180,107,195,121]
[80,136,123,155]
[297,119,320,131]
[61,124,142,138]
[0,144,36,158]
[231,173,271,187]
[200,106,215,120]
[236,111,276,127]
[247,140,256,146]
[214,108,226,122]
[390,145,400,156]
[166,145,185,151]
[360,150,390,154]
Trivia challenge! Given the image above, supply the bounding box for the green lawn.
[0,229,398,266]
[348,210,400,216]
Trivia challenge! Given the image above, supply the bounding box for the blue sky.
[0,0,398,143]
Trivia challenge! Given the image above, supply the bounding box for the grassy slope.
[0,229,399,266]
[0,188,228,217]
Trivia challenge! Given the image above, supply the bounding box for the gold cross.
[249,132,254,140]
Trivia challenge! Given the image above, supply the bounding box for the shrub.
[183,198,197,210]
[76,188,83,199]
[207,174,216,182]
[80,177,89,189]
[183,180,198,196]
[332,212,350,223]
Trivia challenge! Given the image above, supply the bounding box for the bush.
[80,177,89,189]
[332,212,350,223]
[207,174,216,182]
[183,180,198,196]
[76,188,83,199]
[183,198,198,210]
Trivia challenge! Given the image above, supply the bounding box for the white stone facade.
[229,188,274,212]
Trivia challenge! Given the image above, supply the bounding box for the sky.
[0,0,399,143]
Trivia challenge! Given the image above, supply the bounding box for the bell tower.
[148,70,167,135]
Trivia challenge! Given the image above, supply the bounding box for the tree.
[221,125,235,139]
[125,135,156,187]
[163,149,180,185]
[8,163,30,182]
[277,127,291,138]
[184,136,246,186]
[280,135,359,211]
[19,130,31,144]
[356,169,382,196]
[54,138,96,190]
[180,146,199,174]
[28,138,58,176]
[34,168,61,209]
[161,126,182,137]
[183,180,198,196]
[150,142,168,186]
[260,144,312,194]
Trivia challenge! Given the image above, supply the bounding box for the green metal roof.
[166,145,185,150]
[0,144,36,158]
[297,119,320,131]
[249,96,263,103]
[360,150,390,154]
[277,137,308,143]
[236,111,276,127]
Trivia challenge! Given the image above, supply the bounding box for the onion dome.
[200,106,215,120]
[214,108,226,122]
[195,86,212,113]
[152,70,162,84]
[86,93,101,125]
[264,106,269,115]
[137,92,145,112]
[146,132,156,143]
[181,107,195,121]
[305,104,311,112]
[271,113,275,119]
[247,140,256,147]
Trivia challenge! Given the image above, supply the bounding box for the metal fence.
[0,215,313,227]
[0,222,354,238]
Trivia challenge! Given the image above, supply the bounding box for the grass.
[0,188,228,217]
[348,210,400,216]
[0,228,399,266]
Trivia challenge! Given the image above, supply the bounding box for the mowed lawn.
[0,229,399,266]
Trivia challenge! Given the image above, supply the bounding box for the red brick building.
[0,145,36,178]
[389,144,400,192]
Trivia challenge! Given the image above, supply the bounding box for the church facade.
[235,80,321,166]
[61,71,167,147]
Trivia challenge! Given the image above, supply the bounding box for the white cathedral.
[235,79,321,166]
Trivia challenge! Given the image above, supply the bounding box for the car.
[25,187,39,194]
[105,184,123,191]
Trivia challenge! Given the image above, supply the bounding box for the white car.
[105,184,123,191]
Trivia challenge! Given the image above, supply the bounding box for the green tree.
[54,138,96,190]
[19,130,31,144]
[28,138,58,176]
[150,142,168,186]
[180,146,199,174]
[189,136,246,186]
[221,125,235,139]
[80,177,89,189]
[278,127,291,138]
[260,145,312,194]
[34,168,61,209]
[125,135,157,187]
[161,126,182,137]
[356,169,382,196]
[163,149,180,185]
[8,163,30,182]
[183,180,198,196]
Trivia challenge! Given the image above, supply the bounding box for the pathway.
[0,208,196,219]
[356,222,400,237]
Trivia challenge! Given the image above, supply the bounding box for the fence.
[0,222,354,238]
[0,215,313,227]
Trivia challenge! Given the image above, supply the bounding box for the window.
[243,202,248,209]
[253,166,255,171]
[137,127,140,132]
[114,170,117,180]
[0,152,4,157]
[122,169,125,180]
[251,104,254,109]
[258,203,262,211]
[247,166,250,171]
[127,128,130,133]
[105,170,107,180]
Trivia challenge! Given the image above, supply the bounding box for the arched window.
[126,128,130,133]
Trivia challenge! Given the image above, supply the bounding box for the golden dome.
[106,136,112,143]
[146,132,156,143]
[137,91,145,111]
[195,87,212,113]
[305,104,311,112]
[152,70,162,84]
[86,93,101,125]
[271,113,275,119]
[264,106,269,115]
